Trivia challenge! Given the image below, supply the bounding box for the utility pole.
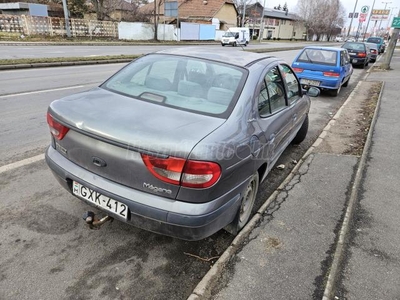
[363,0,376,40]
[242,1,246,27]
[347,0,359,38]
[258,0,266,42]
[381,10,400,69]
[379,2,392,34]
[387,7,398,30]
[62,0,71,37]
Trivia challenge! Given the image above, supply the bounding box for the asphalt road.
[0,41,327,59]
[0,49,367,300]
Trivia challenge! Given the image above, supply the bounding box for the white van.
[221,27,250,47]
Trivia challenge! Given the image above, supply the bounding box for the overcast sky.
[264,0,400,28]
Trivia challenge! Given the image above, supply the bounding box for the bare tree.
[232,0,253,26]
[295,0,345,40]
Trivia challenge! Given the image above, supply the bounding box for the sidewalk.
[188,50,400,300]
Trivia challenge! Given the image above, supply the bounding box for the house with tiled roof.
[139,0,237,30]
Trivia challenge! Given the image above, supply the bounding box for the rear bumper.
[45,146,243,241]
[299,75,342,90]
[350,57,368,66]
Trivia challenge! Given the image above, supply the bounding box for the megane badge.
[92,156,107,167]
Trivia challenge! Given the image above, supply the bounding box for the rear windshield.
[296,49,337,66]
[367,38,382,44]
[342,43,366,51]
[101,54,246,118]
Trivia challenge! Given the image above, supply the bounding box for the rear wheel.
[330,84,341,97]
[343,76,350,87]
[224,172,259,235]
[233,42,237,47]
[292,115,309,144]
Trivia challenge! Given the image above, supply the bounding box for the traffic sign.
[393,17,400,28]
[361,6,369,13]
[359,13,367,22]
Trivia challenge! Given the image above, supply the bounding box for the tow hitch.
[82,211,113,229]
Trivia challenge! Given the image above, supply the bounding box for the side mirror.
[306,87,320,97]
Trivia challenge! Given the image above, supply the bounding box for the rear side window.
[102,54,246,118]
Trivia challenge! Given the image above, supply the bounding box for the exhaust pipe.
[82,211,113,229]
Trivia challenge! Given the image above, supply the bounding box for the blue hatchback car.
[291,46,353,97]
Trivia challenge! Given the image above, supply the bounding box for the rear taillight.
[141,154,221,188]
[323,72,340,77]
[357,52,367,58]
[292,67,303,73]
[47,112,69,140]
[371,49,377,54]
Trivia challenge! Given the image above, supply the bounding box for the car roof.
[154,47,275,67]
[302,46,344,51]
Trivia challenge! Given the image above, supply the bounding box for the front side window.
[102,54,246,118]
[279,64,300,104]
[258,66,287,117]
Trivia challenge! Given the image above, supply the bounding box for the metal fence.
[0,14,118,38]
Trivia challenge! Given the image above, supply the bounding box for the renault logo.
[92,156,107,167]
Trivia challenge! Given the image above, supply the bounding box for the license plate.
[72,181,128,220]
[352,59,358,63]
[301,79,320,86]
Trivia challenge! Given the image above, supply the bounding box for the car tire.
[343,76,350,87]
[221,43,225,47]
[330,84,341,97]
[224,172,259,235]
[233,42,237,47]
[291,114,309,144]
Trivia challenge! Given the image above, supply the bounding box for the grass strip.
[0,54,141,65]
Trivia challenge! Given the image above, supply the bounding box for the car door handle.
[293,114,298,121]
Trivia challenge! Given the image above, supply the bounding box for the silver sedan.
[45,47,318,240]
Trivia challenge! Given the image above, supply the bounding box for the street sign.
[354,12,359,18]
[359,13,367,22]
[393,17,400,29]
[349,12,353,18]
[361,6,369,13]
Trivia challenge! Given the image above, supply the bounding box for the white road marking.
[0,154,45,174]
[0,85,86,99]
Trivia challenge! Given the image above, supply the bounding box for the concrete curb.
[0,58,134,70]
[322,80,384,300]
[187,79,384,300]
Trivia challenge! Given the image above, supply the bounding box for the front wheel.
[233,42,237,47]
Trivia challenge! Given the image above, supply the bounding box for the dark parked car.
[342,42,371,68]
[365,42,379,63]
[291,46,353,97]
[366,37,385,54]
[46,48,319,240]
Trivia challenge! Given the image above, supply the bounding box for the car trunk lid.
[48,88,225,198]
